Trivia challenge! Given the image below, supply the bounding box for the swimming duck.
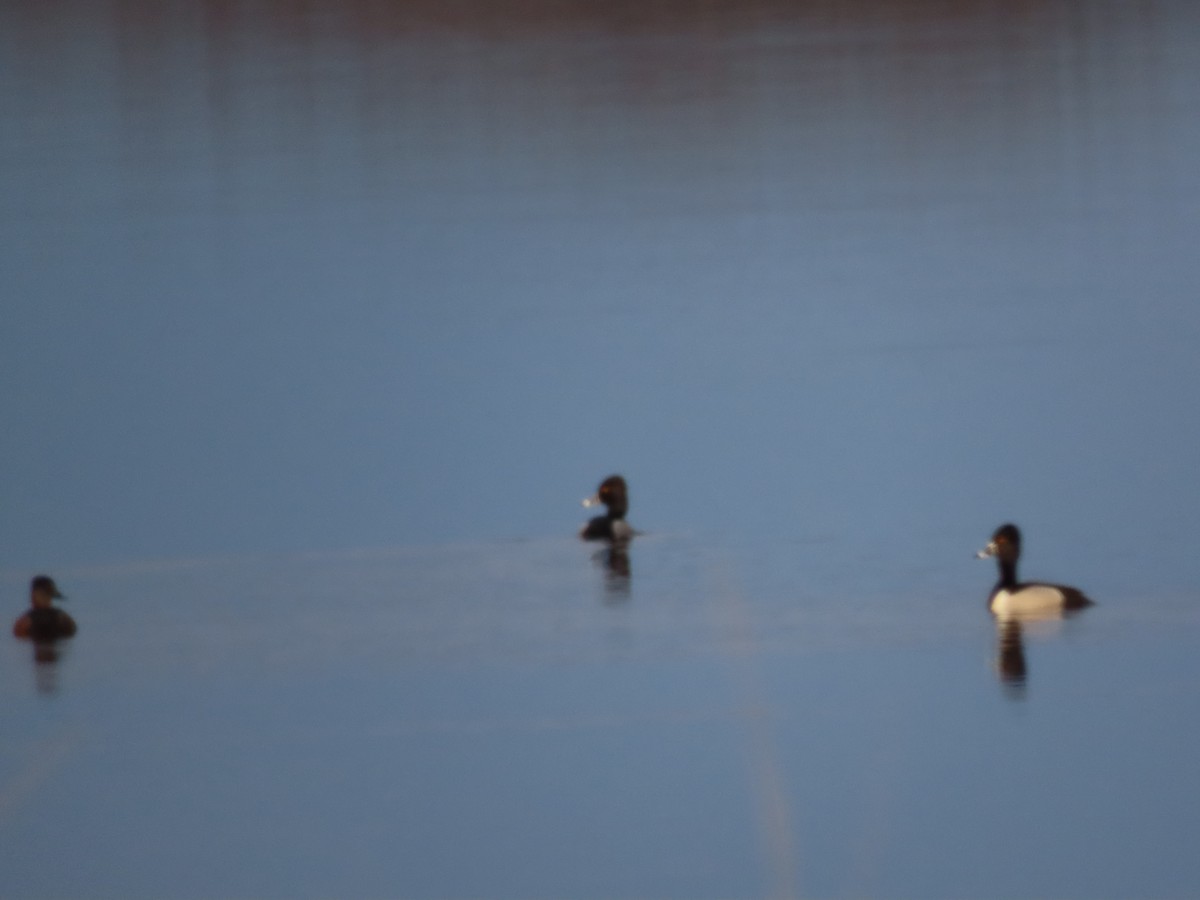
[13,575,77,640]
[580,475,633,542]
[976,523,1093,616]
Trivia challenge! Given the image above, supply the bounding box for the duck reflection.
[592,543,631,601]
[30,639,67,695]
[995,616,1028,696]
[991,607,1088,700]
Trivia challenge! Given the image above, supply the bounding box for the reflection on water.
[591,543,632,601]
[992,607,1092,700]
[30,640,67,696]
[995,617,1028,696]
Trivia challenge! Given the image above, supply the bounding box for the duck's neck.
[996,558,1017,589]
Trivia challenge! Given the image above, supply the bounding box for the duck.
[976,523,1093,616]
[13,575,77,641]
[580,475,633,542]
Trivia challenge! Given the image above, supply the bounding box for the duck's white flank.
[989,585,1067,617]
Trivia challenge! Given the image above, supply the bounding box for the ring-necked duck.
[976,523,1093,616]
[580,475,633,542]
[13,575,77,640]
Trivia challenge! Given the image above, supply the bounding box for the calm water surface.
[3,1,1200,897]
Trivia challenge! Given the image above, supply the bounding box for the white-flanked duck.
[977,523,1093,616]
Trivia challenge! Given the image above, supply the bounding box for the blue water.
[3,1,1200,896]
[4,539,1200,897]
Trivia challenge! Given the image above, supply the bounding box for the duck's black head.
[584,475,628,520]
[977,523,1021,565]
[30,575,64,601]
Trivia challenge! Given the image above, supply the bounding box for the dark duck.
[580,475,633,542]
[13,575,77,641]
